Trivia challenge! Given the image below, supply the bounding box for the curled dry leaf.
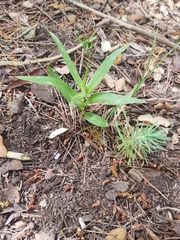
[138,114,171,127]
[154,102,176,111]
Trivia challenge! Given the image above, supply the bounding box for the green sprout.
[16,30,142,127]
[116,122,169,165]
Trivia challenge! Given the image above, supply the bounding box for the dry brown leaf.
[54,66,70,75]
[138,114,171,127]
[8,12,29,25]
[8,93,24,114]
[153,67,164,81]
[154,102,176,111]
[115,78,125,92]
[0,160,23,175]
[105,227,126,240]
[104,74,115,89]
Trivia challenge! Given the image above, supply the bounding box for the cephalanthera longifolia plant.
[16,31,142,127]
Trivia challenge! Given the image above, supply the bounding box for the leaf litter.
[0,0,180,239]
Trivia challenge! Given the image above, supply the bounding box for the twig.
[146,228,160,240]
[133,169,170,203]
[67,0,180,52]
[157,207,180,213]
[0,36,97,67]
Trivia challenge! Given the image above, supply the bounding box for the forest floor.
[0,0,180,239]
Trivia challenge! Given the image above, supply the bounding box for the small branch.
[0,36,97,67]
[67,0,180,52]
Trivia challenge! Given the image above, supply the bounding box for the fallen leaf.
[23,1,34,8]
[3,184,20,203]
[115,78,125,91]
[130,42,146,53]
[105,227,126,240]
[138,114,171,127]
[172,132,179,145]
[6,80,31,89]
[21,25,36,39]
[8,12,29,25]
[49,128,68,139]
[0,160,23,175]
[112,181,129,192]
[153,67,164,81]
[8,93,24,114]
[31,84,54,104]
[105,190,117,200]
[154,102,176,111]
[128,168,142,182]
[44,169,55,180]
[12,221,27,229]
[35,230,55,240]
[54,66,70,75]
[104,74,115,89]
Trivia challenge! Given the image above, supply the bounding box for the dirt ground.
[0,0,180,239]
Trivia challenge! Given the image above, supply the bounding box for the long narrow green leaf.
[83,112,108,127]
[85,43,131,95]
[84,92,143,106]
[48,31,82,89]
[16,76,82,107]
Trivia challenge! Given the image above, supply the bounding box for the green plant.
[131,30,180,97]
[73,30,97,52]
[116,122,169,165]
[114,31,178,164]
[16,31,142,127]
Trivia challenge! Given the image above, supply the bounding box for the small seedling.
[116,122,169,165]
[16,30,142,127]
[114,31,178,164]
[73,30,97,52]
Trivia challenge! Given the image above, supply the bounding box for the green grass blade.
[84,92,143,106]
[48,31,82,89]
[16,75,78,105]
[83,112,108,127]
[85,43,131,95]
